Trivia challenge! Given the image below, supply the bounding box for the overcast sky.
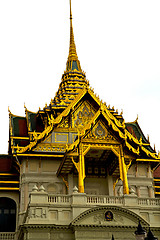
[0,0,160,154]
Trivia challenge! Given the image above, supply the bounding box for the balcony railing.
[138,198,160,206]
[47,194,160,207]
[0,233,15,240]
[86,195,124,205]
[48,195,71,203]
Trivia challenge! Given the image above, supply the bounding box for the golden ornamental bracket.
[71,157,79,173]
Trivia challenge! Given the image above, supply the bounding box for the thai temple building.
[0,1,160,239]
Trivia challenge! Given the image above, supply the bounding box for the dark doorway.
[0,197,16,232]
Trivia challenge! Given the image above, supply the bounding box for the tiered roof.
[40,0,88,112]
[8,1,159,169]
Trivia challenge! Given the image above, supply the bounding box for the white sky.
[0,0,160,154]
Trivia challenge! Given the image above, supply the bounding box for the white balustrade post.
[71,186,87,219]
[30,185,48,204]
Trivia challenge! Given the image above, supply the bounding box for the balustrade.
[47,194,160,208]
[138,198,160,206]
[0,233,15,240]
[48,195,70,203]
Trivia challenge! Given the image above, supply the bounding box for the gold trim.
[136,159,160,162]
[125,141,140,155]
[141,146,159,159]
[0,181,19,184]
[13,85,157,161]
[0,187,19,190]
[0,173,18,176]
[15,154,64,157]
[11,136,29,140]
[154,179,160,182]
[53,128,77,133]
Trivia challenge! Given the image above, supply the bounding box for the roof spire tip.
[8,106,11,114]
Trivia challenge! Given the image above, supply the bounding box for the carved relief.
[33,143,66,152]
[57,117,69,128]
[93,210,124,225]
[94,122,106,138]
[72,101,95,128]
[84,120,118,143]
[30,207,46,218]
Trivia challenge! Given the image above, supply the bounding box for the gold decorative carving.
[84,120,110,141]
[57,117,69,128]
[72,101,95,129]
[33,143,66,152]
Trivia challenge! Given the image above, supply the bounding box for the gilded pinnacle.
[66,0,82,72]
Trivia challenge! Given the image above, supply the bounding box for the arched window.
[0,197,16,232]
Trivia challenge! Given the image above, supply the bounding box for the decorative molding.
[33,143,67,153]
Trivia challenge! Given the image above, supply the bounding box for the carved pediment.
[72,101,96,129]
[84,120,118,143]
[72,206,149,227]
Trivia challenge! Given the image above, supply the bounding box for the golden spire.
[49,0,88,109]
[66,0,82,72]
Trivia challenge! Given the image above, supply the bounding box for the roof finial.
[8,106,11,114]
[70,0,72,20]
[66,0,82,72]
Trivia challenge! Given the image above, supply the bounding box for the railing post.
[71,186,87,219]
[123,194,138,207]
[30,185,48,204]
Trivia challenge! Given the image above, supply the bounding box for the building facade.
[0,1,160,240]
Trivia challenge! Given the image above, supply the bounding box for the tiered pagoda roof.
[40,2,88,112]
[8,0,159,169]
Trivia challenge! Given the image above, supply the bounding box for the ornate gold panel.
[33,143,66,152]
[84,120,118,143]
[57,116,69,128]
[72,101,96,129]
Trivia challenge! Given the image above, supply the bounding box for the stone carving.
[117,186,123,196]
[129,186,137,195]
[93,213,104,224]
[93,211,124,225]
[73,186,78,193]
[32,185,38,192]
[114,214,124,224]
[31,208,46,219]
